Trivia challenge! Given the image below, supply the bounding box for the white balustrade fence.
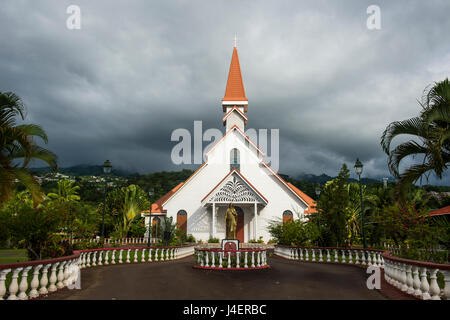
[382,251,450,300]
[0,245,195,300]
[65,237,161,245]
[274,245,385,268]
[0,254,80,301]
[194,248,269,270]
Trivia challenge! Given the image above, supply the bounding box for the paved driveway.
[43,256,386,300]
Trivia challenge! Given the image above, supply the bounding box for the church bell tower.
[222,41,248,132]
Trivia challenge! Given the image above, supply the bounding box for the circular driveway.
[43,256,386,300]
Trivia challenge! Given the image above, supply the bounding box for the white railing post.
[7,267,23,300]
[0,269,11,300]
[334,249,338,263]
[405,264,414,295]
[420,267,431,300]
[91,252,97,267]
[48,263,59,293]
[148,249,153,262]
[227,252,231,269]
[98,251,103,266]
[39,264,51,295]
[119,249,123,264]
[104,250,110,265]
[134,249,138,263]
[348,250,352,264]
[429,269,441,300]
[319,249,323,262]
[441,270,450,300]
[205,251,209,267]
[355,250,360,264]
[219,251,223,268]
[18,266,32,300]
[412,265,422,297]
[235,252,239,268]
[56,261,67,289]
[126,249,131,263]
[251,251,255,268]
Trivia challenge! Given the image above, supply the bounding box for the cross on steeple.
[234,33,238,48]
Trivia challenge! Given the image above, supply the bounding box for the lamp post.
[147,189,154,247]
[315,186,321,230]
[101,160,112,240]
[354,158,367,249]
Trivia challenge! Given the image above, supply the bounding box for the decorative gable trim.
[201,169,268,204]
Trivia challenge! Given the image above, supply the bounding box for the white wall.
[163,129,309,242]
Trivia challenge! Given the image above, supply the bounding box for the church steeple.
[222,46,248,113]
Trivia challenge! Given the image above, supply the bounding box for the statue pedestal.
[222,239,239,255]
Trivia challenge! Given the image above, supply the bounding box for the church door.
[235,206,244,242]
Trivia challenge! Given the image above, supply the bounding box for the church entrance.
[235,206,244,242]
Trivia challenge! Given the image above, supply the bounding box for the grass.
[0,249,28,264]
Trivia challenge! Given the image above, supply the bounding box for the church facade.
[144,45,316,243]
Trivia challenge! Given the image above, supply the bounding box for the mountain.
[30,164,135,177]
[295,172,384,185]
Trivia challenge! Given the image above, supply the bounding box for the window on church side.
[230,148,240,171]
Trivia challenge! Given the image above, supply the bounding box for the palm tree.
[381,78,450,200]
[48,179,80,241]
[116,185,148,238]
[0,91,57,207]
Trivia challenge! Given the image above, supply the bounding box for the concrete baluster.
[119,249,123,264]
[48,263,60,292]
[104,250,110,265]
[441,270,450,300]
[227,252,231,268]
[18,266,32,300]
[405,264,414,295]
[429,269,441,300]
[126,249,131,263]
[7,267,23,300]
[57,261,67,289]
[0,269,11,300]
[39,264,51,295]
[412,265,422,297]
[420,267,431,300]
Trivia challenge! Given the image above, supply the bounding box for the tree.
[381,78,450,201]
[316,164,350,247]
[47,179,81,241]
[0,91,57,207]
[2,191,64,260]
[106,184,150,238]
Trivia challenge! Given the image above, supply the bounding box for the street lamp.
[147,190,153,247]
[315,186,321,232]
[354,158,367,249]
[101,160,112,239]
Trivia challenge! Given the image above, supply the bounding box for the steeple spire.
[222,45,248,112]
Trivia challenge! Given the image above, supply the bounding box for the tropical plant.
[109,184,149,238]
[381,78,450,201]
[0,91,57,207]
[47,179,81,241]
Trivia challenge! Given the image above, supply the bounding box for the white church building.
[144,45,316,243]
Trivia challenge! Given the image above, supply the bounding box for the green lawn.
[0,249,28,264]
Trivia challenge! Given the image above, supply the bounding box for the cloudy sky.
[1,0,449,184]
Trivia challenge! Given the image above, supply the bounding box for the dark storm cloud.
[0,0,449,184]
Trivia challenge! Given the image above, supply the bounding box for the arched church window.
[177,210,187,233]
[230,148,240,171]
[283,210,293,224]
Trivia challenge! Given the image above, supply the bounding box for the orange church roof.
[222,47,247,103]
[286,182,317,214]
[145,182,184,213]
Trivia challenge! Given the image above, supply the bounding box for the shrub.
[208,237,220,243]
